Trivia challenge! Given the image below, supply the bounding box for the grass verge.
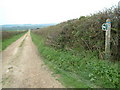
[31,32,119,88]
[1,32,26,51]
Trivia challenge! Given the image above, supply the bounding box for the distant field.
[1,24,56,31]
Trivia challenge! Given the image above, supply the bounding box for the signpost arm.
[105,19,111,60]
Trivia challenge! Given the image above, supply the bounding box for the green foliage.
[79,16,86,20]
[56,6,118,60]
[31,32,119,88]
[32,6,119,61]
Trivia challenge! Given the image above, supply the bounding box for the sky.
[0,0,119,25]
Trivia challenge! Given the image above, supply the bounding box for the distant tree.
[79,16,86,20]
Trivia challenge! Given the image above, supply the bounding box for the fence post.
[105,18,111,60]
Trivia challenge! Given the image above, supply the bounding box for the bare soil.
[2,31,63,88]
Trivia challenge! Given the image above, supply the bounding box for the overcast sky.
[0,0,119,25]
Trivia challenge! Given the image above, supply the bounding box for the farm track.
[2,31,63,88]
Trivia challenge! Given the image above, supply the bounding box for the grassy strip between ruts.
[1,32,26,51]
[31,32,119,88]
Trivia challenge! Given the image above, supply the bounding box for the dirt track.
[2,31,63,88]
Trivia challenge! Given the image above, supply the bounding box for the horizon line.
[0,23,58,25]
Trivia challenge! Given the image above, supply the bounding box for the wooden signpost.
[102,19,111,60]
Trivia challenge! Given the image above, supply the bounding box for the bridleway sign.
[102,23,108,31]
